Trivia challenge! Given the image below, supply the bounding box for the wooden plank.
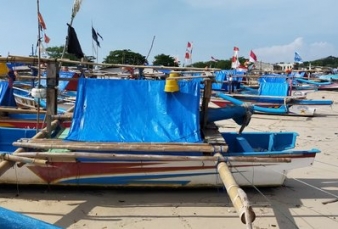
[202,123,228,153]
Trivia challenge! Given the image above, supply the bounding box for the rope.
[232,166,300,228]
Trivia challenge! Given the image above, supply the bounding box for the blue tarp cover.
[40,71,76,91]
[258,82,289,96]
[258,74,286,83]
[66,78,202,142]
[0,81,16,106]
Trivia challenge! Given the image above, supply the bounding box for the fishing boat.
[11,69,78,113]
[211,75,333,116]
[0,65,319,188]
[0,57,322,226]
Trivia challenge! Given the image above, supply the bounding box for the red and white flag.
[249,50,257,62]
[38,12,47,30]
[184,41,192,64]
[231,46,240,69]
[44,34,50,43]
[185,41,193,61]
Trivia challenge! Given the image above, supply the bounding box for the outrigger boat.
[211,75,333,116]
[0,56,321,226]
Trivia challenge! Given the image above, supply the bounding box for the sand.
[1,90,338,229]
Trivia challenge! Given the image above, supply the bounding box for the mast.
[36,0,41,131]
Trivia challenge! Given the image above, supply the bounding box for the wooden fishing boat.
[211,78,333,116]
[0,56,321,226]
[0,74,319,188]
[318,82,338,91]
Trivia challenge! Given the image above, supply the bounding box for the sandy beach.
[1,90,338,229]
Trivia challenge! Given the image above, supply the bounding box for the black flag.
[67,24,84,59]
[92,27,100,47]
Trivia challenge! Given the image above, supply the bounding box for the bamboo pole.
[0,120,59,177]
[0,107,47,114]
[1,55,221,72]
[12,74,215,81]
[0,154,47,166]
[13,152,292,163]
[216,93,305,100]
[214,153,256,226]
[12,141,228,153]
[51,114,73,120]
[201,78,213,129]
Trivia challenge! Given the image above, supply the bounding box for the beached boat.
[0,56,322,226]
[11,70,78,113]
[0,76,319,188]
[211,76,333,116]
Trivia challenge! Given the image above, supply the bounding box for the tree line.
[45,46,338,69]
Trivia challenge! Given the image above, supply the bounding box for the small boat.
[0,57,321,226]
[211,77,333,116]
[0,77,320,187]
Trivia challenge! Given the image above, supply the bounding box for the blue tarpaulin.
[66,78,202,142]
[258,82,289,96]
[0,81,16,106]
[40,71,76,91]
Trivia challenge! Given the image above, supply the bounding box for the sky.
[1,0,337,65]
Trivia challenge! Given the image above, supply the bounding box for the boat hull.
[0,155,315,187]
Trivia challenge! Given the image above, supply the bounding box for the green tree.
[153,54,178,67]
[45,45,95,68]
[46,46,79,60]
[103,49,146,65]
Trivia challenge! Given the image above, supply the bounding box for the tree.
[103,49,146,65]
[46,46,78,60]
[153,54,178,67]
[45,45,93,67]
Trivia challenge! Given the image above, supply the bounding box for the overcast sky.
[1,0,337,64]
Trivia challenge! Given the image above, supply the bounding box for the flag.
[211,56,219,62]
[294,52,303,64]
[39,42,46,53]
[185,41,193,60]
[97,32,103,40]
[92,27,100,47]
[174,56,180,64]
[44,34,50,44]
[38,12,47,30]
[231,46,240,69]
[185,51,190,59]
[67,24,84,59]
[249,50,257,62]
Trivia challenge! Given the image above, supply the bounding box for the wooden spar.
[0,107,47,114]
[12,74,215,81]
[0,154,47,166]
[0,120,59,177]
[216,93,305,100]
[214,153,256,226]
[201,78,213,129]
[13,152,292,163]
[51,113,73,120]
[12,140,228,153]
[45,62,59,137]
[1,55,221,72]
[64,105,74,113]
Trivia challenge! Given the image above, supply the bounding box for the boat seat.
[236,137,254,152]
